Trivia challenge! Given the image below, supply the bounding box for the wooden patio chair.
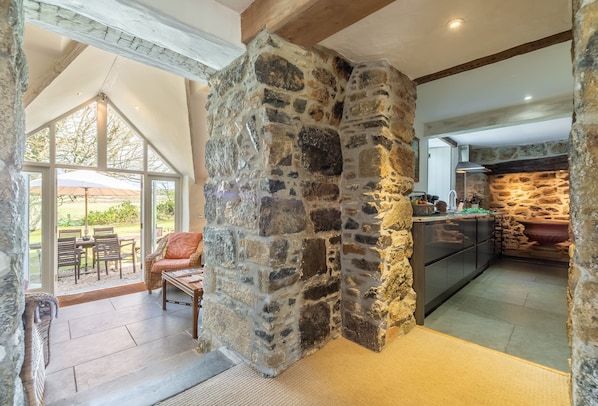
[93,226,114,236]
[57,237,82,283]
[58,228,82,239]
[93,233,124,279]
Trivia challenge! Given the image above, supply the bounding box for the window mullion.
[97,97,108,169]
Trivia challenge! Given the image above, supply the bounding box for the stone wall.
[570,0,598,403]
[487,171,570,261]
[471,140,569,164]
[0,0,28,405]
[340,62,416,351]
[199,32,351,376]
[199,32,417,374]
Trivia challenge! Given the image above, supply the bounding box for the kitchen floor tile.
[425,306,515,352]
[506,326,570,372]
[425,258,569,372]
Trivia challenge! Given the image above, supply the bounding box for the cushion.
[151,258,192,274]
[165,232,202,259]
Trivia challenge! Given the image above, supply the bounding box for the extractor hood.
[455,145,490,173]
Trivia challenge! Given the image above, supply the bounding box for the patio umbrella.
[31,170,139,236]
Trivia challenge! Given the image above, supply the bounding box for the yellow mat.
[159,326,570,406]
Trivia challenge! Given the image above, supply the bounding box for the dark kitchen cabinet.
[411,215,496,324]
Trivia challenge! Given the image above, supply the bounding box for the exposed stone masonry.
[470,140,569,164]
[199,32,417,375]
[340,62,416,351]
[570,0,598,403]
[487,171,570,260]
[0,1,28,404]
[199,32,351,376]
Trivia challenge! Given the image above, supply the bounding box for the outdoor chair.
[58,228,82,239]
[57,237,82,283]
[93,226,114,236]
[92,227,137,273]
[93,233,124,279]
[144,232,203,292]
[20,292,58,406]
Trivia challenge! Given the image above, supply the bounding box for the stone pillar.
[199,32,351,376]
[570,0,598,403]
[340,61,417,351]
[0,0,28,404]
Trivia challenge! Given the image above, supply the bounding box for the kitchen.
[410,39,571,371]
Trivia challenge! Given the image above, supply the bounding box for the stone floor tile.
[45,367,77,404]
[506,326,571,372]
[50,319,71,344]
[47,326,136,374]
[68,301,167,339]
[126,308,201,345]
[109,291,161,310]
[74,331,197,391]
[425,306,515,352]
[525,284,568,315]
[57,299,115,322]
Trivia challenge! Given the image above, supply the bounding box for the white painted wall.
[428,145,452,202]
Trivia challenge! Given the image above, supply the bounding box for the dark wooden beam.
[414,30,572,85]
[440,137,458,147]
[485,155,569,175]
[241,0,395,48]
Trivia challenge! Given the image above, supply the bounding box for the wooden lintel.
[485,155,569,175]
[415,30,573,85]
[241,0,394,48]
[424,96,573,138]
[24,40,88,107]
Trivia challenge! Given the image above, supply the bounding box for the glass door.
[23,168,52,291]
[146,177,179,253]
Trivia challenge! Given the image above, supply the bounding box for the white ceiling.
[23,0,574,178]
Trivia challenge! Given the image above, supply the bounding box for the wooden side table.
[161,268,204,339]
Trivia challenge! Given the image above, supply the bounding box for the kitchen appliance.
[455,145,490,173]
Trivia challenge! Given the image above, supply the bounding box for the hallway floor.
[43,257,570,404]
[424,257,570,372]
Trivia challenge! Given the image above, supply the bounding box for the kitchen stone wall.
[0,1,27,405]
[570,0,598,403]
[340,62,416,351]
[487,171,570,261]
[199,31,417,375]
[471,140,569,164]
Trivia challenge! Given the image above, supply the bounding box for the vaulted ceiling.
[23,0,573,179]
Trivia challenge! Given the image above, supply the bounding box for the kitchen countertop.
[412,213,494,222]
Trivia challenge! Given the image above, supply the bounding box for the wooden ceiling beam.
[241,0,395,48]
[414,30,572,85]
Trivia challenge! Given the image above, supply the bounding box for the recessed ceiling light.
[135,105,141,111]
[524,95,533,101]
[76,91,83,96]
[447,18,464,30]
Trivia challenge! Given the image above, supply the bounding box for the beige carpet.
[158,326,570,406]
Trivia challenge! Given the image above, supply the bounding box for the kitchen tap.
[447,190,457,211]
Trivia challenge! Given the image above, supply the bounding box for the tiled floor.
[45,287,202,404]
[424,257,570,372]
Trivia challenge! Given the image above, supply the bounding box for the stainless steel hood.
[456,145,489,173]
